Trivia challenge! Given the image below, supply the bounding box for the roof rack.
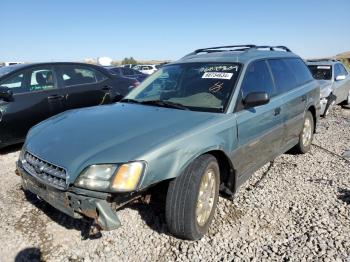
[185,45,292,56]
[255,46,292,52]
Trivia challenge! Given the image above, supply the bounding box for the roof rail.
[184,44,292,57]
[306,58,339,62]
[255,46,292,52]
[185,45,256,56]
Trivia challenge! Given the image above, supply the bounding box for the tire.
[165,154,220,240]
[294,111,314,154]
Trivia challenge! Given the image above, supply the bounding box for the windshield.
[308,65,332,80]
[124,63,241,112]
[0,64,25,78]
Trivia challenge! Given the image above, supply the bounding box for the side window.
[0,72,25,94]
[284,58,313,85]
[268,59,298,95]
[29,69,55,91]
[334,64,342,78]
[240,60,275,99]
[61,66,107,87]
[339,64,348,76]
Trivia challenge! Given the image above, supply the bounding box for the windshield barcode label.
[202,72,233,80]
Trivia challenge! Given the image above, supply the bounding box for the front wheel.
[165,154,220,240]
[294,111,314,154]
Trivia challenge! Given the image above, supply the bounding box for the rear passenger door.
[57,65,111,110]
[234,60,283,179]
[268,58,312,148]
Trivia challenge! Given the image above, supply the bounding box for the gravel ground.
[0,106,349,262]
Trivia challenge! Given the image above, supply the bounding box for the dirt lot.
[0,106,349,262]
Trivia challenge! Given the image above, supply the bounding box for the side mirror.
[0,87,13,102]
[335,75,346,81]
[243,92,270,108]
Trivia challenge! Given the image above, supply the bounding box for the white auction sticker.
[202,72,233,80]
[317,66,331,69]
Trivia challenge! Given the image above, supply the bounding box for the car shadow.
[0,143,23,155]
[15,247,43,262]
[119,183,170,236]
[126,196,169,235]
[23,190,94,239]
[338,188,350,205]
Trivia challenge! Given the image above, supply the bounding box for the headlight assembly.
[75,164,117,191]
[74,162,146,192]
[110,161,145,192]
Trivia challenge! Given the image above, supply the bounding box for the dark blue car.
[105,66,148,82]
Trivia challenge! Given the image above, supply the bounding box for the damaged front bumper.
[320,97,327,116]
[17,162,122,231]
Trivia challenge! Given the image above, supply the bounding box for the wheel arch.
[202,150,237,196]
[307,105,317,133]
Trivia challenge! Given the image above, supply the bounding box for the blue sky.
[1,0,349,62]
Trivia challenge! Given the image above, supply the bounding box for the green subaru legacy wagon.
[17,45,320,240]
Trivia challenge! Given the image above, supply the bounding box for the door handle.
[301,95,307,102]
[48,94,64,100]
[274,107,281,116]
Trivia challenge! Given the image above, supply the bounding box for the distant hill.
[335,51,350,59]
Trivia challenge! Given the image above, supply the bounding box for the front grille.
[22,151,68,190]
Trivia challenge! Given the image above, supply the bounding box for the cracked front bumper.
[17,163,121,231]
[320,98,327,116]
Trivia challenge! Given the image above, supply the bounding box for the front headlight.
[110,162,145,192]
[74,162,146,192]
[75,164,117,191]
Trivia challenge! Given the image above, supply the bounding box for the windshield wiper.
[140,100,190,110]
[120,98,142,104]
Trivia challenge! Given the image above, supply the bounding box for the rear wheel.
[294,111,314,154]
[165,154,219,240]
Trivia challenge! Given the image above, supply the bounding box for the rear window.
[308,65,332,80]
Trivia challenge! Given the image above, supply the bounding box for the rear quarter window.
[284,58,313,85]
[60,65,107,86]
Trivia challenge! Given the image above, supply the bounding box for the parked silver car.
[307,59,350,116]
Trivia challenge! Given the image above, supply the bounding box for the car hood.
[25,103,219,182]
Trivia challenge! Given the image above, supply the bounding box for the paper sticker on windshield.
[202,72,233,80]
[317,66,331,69]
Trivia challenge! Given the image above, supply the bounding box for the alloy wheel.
[196,168,216,226]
